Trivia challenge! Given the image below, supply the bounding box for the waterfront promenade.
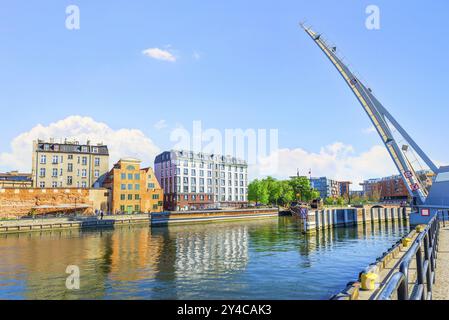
[434,224,449,300]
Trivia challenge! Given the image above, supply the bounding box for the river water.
[0,217,409,300]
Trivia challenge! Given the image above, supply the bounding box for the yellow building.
[32,139,109,188]
[102,158,163,214]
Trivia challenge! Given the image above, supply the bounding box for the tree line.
[248,176,321,207]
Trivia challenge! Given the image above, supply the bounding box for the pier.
[301,205,409,234]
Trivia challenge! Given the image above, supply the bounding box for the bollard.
[402,237,412,248]
[416,225,427,233]
[361,272,378,291]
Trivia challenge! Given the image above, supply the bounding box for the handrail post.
[415,244,425,300]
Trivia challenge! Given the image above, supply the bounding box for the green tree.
[248,179,269,205]
[289,176,315,201]
[279,181,295,206]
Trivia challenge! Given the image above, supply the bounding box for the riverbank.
[0,208,279,234]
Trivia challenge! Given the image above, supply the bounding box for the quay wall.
[303,206,410,233]
[0,188,109,219]
[0,208,279,234]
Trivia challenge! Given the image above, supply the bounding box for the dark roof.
[35,142,109,155]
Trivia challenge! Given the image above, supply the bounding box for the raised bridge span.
[300,24,449,300]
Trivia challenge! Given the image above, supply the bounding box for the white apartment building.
[154,150,248,211]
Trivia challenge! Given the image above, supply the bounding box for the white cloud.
[153,119,168,130]
[142,48,176,62]
[193,51,201,60]
[363,126,376,134]
[0,116,160,172]
[250,142,397,189]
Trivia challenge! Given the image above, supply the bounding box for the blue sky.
[0,0,448,183]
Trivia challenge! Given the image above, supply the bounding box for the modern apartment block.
[32,139,109,188]
[154,150,248,211]
[102,158,163,214]
[310,177,351,199]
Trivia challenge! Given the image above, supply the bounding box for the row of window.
[120,184,141,191]
[39,168,100,178]
[41,145,101,154]
[38,181,88,188]
[39,155,101,166]
[120,173,141,180]
[167,194,246,202]
[161,160,246,172]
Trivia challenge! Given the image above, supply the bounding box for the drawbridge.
[300,23,449,224]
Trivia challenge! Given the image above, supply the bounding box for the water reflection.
[0,217,409,300]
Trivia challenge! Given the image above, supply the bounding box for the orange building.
[102,158,163,214]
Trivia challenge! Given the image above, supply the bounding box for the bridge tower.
[300,24,449,224]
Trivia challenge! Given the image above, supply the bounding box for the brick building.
[102,158,163,214]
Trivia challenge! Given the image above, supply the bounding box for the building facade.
[310,177,351,199]
[155,150,248,211]
[310,177,338,199]
[102,158,163,214]
[32,139,109,189]
[360,170,435,201]
[0,171,32,188]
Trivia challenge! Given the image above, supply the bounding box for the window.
[40,155,46,164]
[120,205,125,211]
[52,168,58,177]
[94,170,99,178]
[92,147,99,153]
[128,184,133,190]
[191,169,196,176]
[39,168,46,178]
[82,157,87,165]
[153,204,158,210]
[52,181,58,188]
[135,205,140,212]
[135,194,140,200]
[128,194,133,200]
[121,184,126,190]
[68,163,73,172]
[148,183,155,189]
[183,168,188,175]
[68,155,73,160]
[135,184,140,190]
[127,173,133,180]
[94,157,100,166]
[52,156,58,164]
[120,194,125,200]
[152,194,159,200]
[60,168,63,176]
[121,173,126,179]
[81,181,87,188]
[67,176,73,185]
[134,173,140,180]
[82,169,87,177]
[39,181,45,188]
